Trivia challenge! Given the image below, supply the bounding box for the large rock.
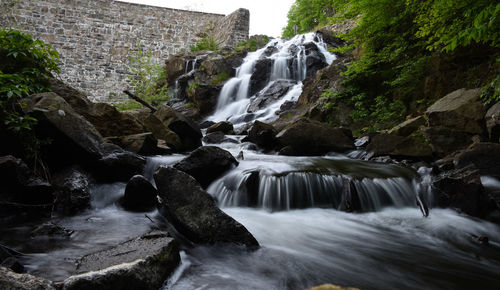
[367,132,433,159]
[247,80,296,113]
[154,106,202,151]
[187,84,221,117]
[246,121,278,150]
[426,88,486,135]
[154,166,259,247]
[173,146,238,188]
[51,167,91,216]
[0,156,53,217]
[454,142,500,179]
[23,92,104,168]
[250,58,273,96]
[276,118,354,155]
[63,231,180,290]
[138,113,183,151]
[202,131,238,144]
[120,175,158,212]
[0,267,55,290]
[206,121,234,134]
[431,166,495,217]
[485,101,500,142]
[164,54,191,86]
[104,132,159,155]
[422,126,475,156]
[93,143,146,182]
[304,42,329,78]
[387,116,426,137]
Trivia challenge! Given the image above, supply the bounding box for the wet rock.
[154,166,259,247]
[247,80,296,113]
[454,142,500,179]
[199,120,216,129]
[137,113,183,151]
[154,105,202,151]
[1,257,25,274]
[93,143,146,182]
[276,118,354,155]
[0,156,53,218]
[339,177,361,212]
[206,121,234,134]
[367,132,433,159]
[23,92,104,168]
[64,231,180,290]
[82,102,145,138]
[202,132,239,144]
[120,175,158,212]
[431,166,496,217]
[316,28,347,48]
[304,42,328,78]
[250,58,273,96]
[354,136,370,148]
[246,121,278,150]
[164,54,191,85]
[422,126,475,156]
[31,222,73,237]
[173,146,238,188]
[104,132,158,155]
[485,101,500,142]
[426,88,486,135]
[199,53,241,80]
[51,167,91,216]
[187,84,221,117]
[388,116,426,137]
[0,267,55,289]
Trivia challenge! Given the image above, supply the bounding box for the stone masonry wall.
[0,0,249,101]
[213,8,249,48]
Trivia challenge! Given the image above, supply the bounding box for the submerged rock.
[64,231,179,290]
[276,118,354,155]
[120,175,158,212]
[173,146,238,188]
[154,166,259,247]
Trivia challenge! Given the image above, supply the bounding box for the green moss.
[210,72,230,85]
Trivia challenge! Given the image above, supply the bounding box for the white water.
[209,33,336,126]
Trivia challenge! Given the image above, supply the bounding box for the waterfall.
[208,32,336,125]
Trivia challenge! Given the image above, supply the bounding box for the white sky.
[117,0,295,37]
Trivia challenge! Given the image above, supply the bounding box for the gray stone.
[388,116,426,137]
[0,267,55,290]
[206,121,234,134]
[104,133,159,155]
[52,167,91,216]
[64,231,180,290]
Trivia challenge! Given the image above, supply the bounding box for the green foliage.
[117,41,169,111]
[282,0,340,37]
[481,75,500,105]
[236,35,270,52]
[187,81,201,97]
[190,36,218,52]
[210,72,230,85]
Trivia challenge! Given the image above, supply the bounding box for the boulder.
[199,120,216,129]
[51,167,91,216]
[154,166,259,247]
[23,92,104,168]
[82,103,145,138]
[0,267,55,290]
[206,121,234,134]
[139,114,183,151]
[454,142,500,179]
[120,175,158,212]
[199,54,241,80]
[93,143,146,182]
[104,133,158,155]
[247,80,296,113]
[422,126,475,156]
[425,88,486,135]
[63,231,180,290]
[0,247,24,274]
[276,118,354,155]
[164,54,191,86]
[387,116,426,137]
[47,78,92,112]
[431,166,495,217]
[187,84,221,117]
[0,156,53,217]
[173,146,238,188]
[304,42,328,78]
[485,101,500,142]
[202,132,239,144]
[250,58,273,96]
[367,132,433,159]
[246,121,278,150]
[154,106,202,151]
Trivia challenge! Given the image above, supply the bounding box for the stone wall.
[0,0,249,101]
[213,8,250,48]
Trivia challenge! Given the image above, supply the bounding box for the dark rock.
[187,84,221,117]
[51,167,91,216]
[426,88,486,135]
[154,166,259,247]
[387,116,426,137]
[316,28,346,48]
[0,267,55,289]
[94,144,146,182]
[104,132,158,155]
[431,166,495,217]
[82,103,145,138]
[173,146,238,188]
[278,101,295,113]
[164,54,191,86]
[23,92,105,168]
[454,142,500,179]
[202,132,239,144]
[199,120,216,129]
[247,121,278,150]
[339,177,361,212]
[199,54,241,80]
[206,121,234,134]
[31,222,73,237]
[247,80,296,113]
[485,101,500,142]
[154,106,202,151]
[304,42,328,78]
[137,113,183,151]
[276,118,354,155]
[47,78,92,112]
[278,146,297,156]
[250,58,273,96]
[121,175,158,212]
[367,132,433,159]
[64,231,180,290]
[1,257,25,274]
[422,126,475,156]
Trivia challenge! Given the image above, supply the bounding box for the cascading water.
[208,33,336,127]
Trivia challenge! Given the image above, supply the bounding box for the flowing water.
[3,33,500,289]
